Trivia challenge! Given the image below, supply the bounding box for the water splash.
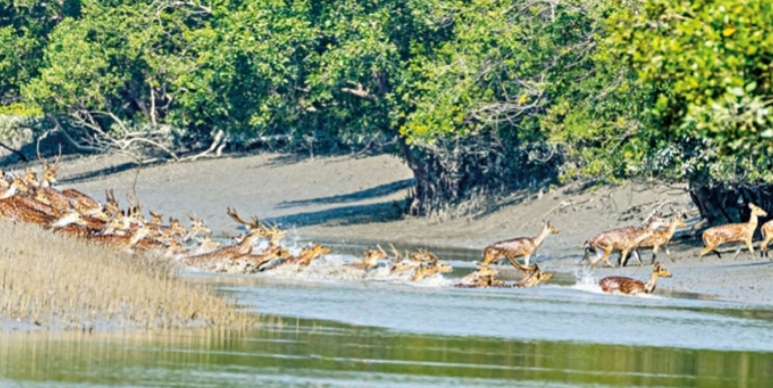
[569,266,603,294]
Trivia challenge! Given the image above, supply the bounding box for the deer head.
[148,210,164,226]
[168,217,188,236]
[104,189,121,216]
[475,262,498,278]
[750,203,768,218]
[545,221,559,234]
[652,261,672,278]
[227,207,269,237]
[38,143,62,188]
[23,168,39,189]
[49,207,88,230]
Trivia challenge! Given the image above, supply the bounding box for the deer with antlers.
[700,203,767,259]
[483,221,559,268]
[183,207,270,267]
[387,245,421,275]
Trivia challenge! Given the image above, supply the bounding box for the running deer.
[184,207,270,266]
[148,210,165,227]
[454,263,499,288]
[581,217,667,267]
[699,203,767,259]
[508,264,554,288]
[236,246,293,268]
[349,246,388,270]
[182,214,212,241]
[387,245,421,275]
[189,236,221,255]
[260,243,331,271]
[760,219,773,258]
[88,224,155,252]
[483,221,559,268]
[632,217,688,264]
[410,249,452,281]
[599,262,672,295]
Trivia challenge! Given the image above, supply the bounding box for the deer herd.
[1,152,771,296]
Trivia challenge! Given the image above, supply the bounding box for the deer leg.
[745,239,755,260]
[633,249,643,266]
[699,244,720,259]
[523,254,531,267]
[580,247,591,264]
[651,245,659,264]
[589,247,604,267]
[618,249,629,267]
[761,235,772,258]
[733,245,743,260]
[602,248,614,267]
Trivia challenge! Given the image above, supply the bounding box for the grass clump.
[0,222,254,330]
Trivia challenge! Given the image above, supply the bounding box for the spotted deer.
[260,244,331,271]
[454,263,499,288]
[410,249,452,281]
[183,207,270,266]
[599,262,672,295]
[88,224,155,252]
[760,219,773,258]
[188,236,221,255]
[37,144,62,188]
[387,245,421,275]
[349,246,388,270]
[483,221,559,268]
[182,214,212,241]
[508,264,554,288]
[581,217,667,267]
[699,203,767,259]
[236,246,294,268]
[632,217,688,264]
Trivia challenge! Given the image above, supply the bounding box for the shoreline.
[3,151,773,310]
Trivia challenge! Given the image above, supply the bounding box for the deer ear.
[749,203,755,210]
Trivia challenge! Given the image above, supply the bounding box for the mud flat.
[5,151,773,306]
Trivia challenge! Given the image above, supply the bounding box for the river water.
[1,244,773,387]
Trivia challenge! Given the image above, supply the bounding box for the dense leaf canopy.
[1,0,772,213]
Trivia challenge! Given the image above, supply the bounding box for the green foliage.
[3,0,772,212]
[607,0,773,183]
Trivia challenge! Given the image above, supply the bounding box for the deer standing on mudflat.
[699,203,767,260]
[581,217,667,267]
[599,262,672,295]
[629,217,688,265]
[758,218,773,258]
[483,221,559,268]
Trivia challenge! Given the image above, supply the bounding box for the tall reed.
[0,222,254,329]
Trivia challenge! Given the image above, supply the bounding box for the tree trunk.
[689,181,773,236]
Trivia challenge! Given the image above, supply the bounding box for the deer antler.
[36,139,49,169]
[227,207,261,230]
[389,244,403,262]
[54,145,62,169]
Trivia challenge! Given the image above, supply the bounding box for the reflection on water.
[3,239,773,387]
[1,320,772,387]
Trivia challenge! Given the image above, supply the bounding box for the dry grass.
[0,222,254,329]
